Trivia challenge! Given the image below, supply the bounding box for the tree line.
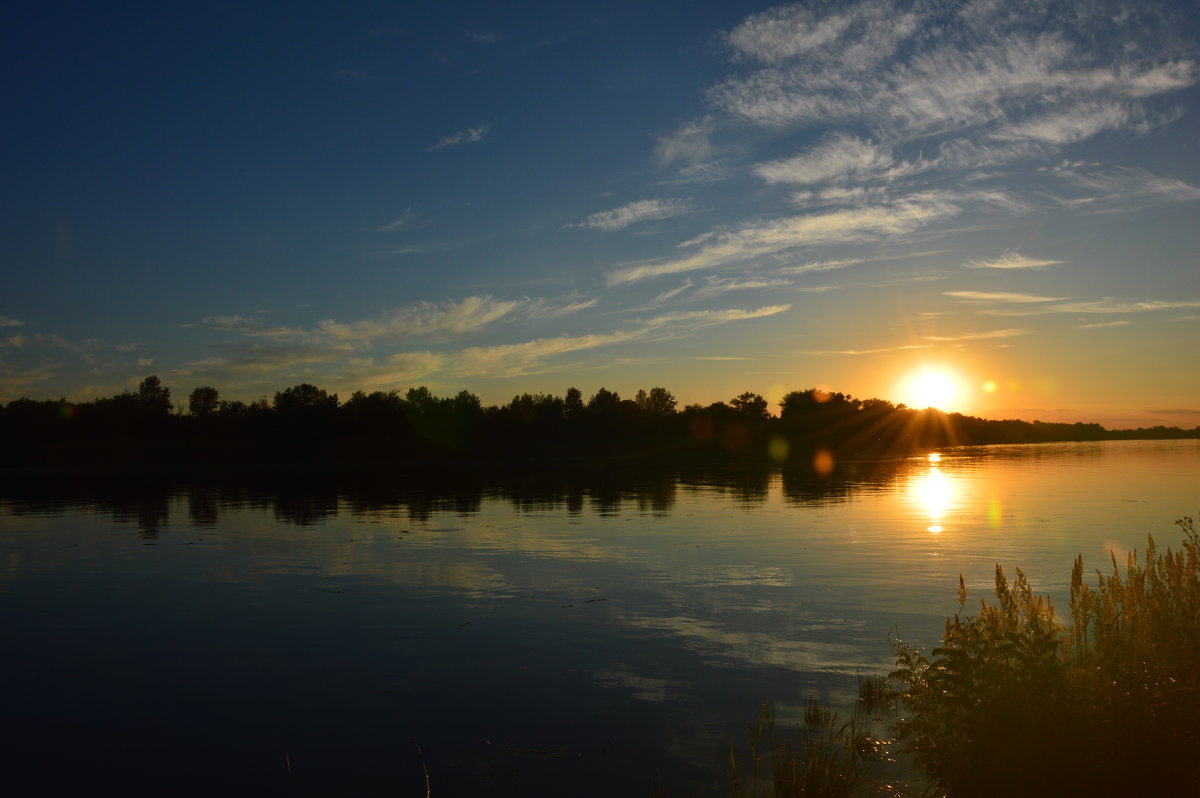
[2,376,1196,469]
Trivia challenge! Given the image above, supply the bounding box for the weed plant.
[729,678,905,798]
[890,515,1199,796]
[731,516,1199,797]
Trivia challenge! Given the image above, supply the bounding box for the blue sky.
[3,0,1199,427]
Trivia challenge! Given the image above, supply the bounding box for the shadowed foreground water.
[2,440,1196,795]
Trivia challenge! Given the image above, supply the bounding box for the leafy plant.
[890,515,1200,796]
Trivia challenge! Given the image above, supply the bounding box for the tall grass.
[729,679,901,798]
[731,515,1200,797]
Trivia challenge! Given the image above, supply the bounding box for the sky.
[3,0,1199,428]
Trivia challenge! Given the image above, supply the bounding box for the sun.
[901,368,962,410]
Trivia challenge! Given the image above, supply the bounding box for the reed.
[889,514,1200,795]
[731,515,1200,796]
[729,678,901,798]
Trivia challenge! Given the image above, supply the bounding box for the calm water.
[2,440,1197,795]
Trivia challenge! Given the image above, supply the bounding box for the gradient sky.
[4,0,1199,428]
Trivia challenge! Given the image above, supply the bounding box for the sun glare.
[902,368,961,411]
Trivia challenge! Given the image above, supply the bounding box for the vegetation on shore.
[2,376,1196,469]
[732,515,1200,796]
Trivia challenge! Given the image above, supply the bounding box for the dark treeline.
[2,376,1196,470]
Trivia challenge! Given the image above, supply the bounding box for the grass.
[731,515,1200,797]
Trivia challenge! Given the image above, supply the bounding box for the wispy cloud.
[991,101,1136,145]
[1050,298,1200,314]
[810,344,932,356]
[923,328,1031,342]
[521,297,599,320]
[429,124,489,152]
[965,253,1063,270]
[976,297,1200,316]
[1047,164,1200,207]
[576,199,692,232]
[639,305,791,329]
[0,316,24,327]
[779,258,861,275]
[709,0,1197,187]
[295,303,789,386]
[318,296,525,343]
[944,291,1066,303]
[464,30,502,44]
[373,207,418,232]
[0,365,56,400]
[790,186,891,206]
[199,315,300,339]
[715,9,1194,136]
[1077,320,1131,329]
[689,277,792,301]
[608,192,961,285]
[656,118,715,169]
[754,134,914,185]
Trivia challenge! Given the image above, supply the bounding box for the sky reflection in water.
[1,440,1197,795]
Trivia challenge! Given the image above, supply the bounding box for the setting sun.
[901,369,963,411]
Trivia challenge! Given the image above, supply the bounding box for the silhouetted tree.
[137,375,172,415]
[188,386,220,416]
[730,392,769,421]
[635,386,677,416]
[587,387,621,413]
[565,386,584,418]
[274,383,338,413]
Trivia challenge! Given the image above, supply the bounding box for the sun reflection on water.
[909,455,958,533]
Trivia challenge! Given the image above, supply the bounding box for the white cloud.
[648,282,694,305]
[992,101,1134,145]
[363,304,790,381]
[977,297,1200,316]
[656,118,715,169]
[639,305,791,329]
[944,291,1066,303]
[791,186,891,206]
[754,134,901,185]
[0,365,56,400]
[810,343,932,356]
[1051,298,1200,314]
[1049,164,1200,206]
[373,208,417,232]
[318,295,524,343]
[1077,320,1131,329]
[711,0,1197,170]
[965,253,1064,270]
[463,30,502,44]
[429,124,489,152]
[200,315,301,338]
[779,258,861,275]
[689,277,792,301]
[923,328,1031,342]
[727,1,919,72]
[576,199,692,232]
[450,331,643,378]
[518,297,599,320]
[608,192,961,285]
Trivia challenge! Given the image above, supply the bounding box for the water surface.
[2,440,1196,795]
